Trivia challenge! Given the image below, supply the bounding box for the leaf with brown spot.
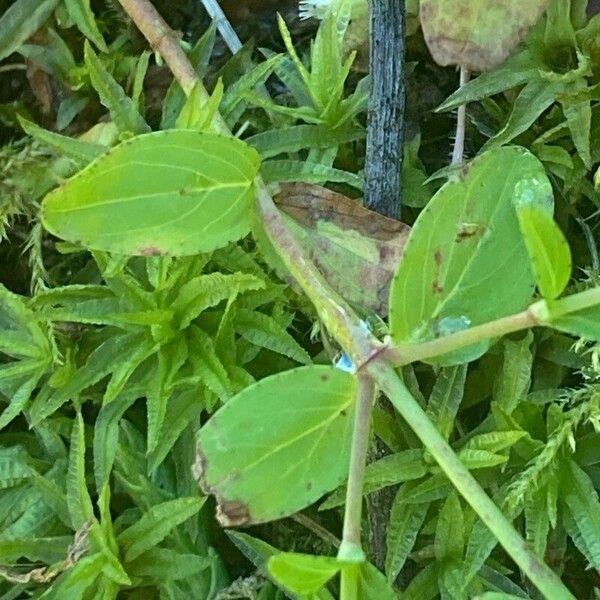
[271,183,410,316]
[390,147,550,365]
[420,0,550,71]
[195,366,356,526]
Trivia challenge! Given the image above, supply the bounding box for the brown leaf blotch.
[216,500,252,527]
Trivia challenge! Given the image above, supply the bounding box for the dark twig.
[364,0,406,219]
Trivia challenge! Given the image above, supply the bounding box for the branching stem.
[114,2,579,598]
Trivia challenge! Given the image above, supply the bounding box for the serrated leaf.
[67,413,95,529]
[147,390,203,474]
[126,547,211,580]
[515,204,572,300]
[19,117,106,166]
[172,272,264,329]
[93,392,138,491]
[524,490,549,558]
[261,160,363,190]
[385,495,428,582]
[83,42,150,135]
[41,130,261,256]
[390,148,546,364]
[457,448,509,469]
[434,491,464,561]
[562,459,600,570]
[427,365,467,439]
[117,497,205,562]
[247,125,365,159]
[0,0,59,62]
[64,0,107,51]
[419,0,550,71]
[493,332,534,414]
[161,25,216,129]
[146,339,187,452]
[195,366,356,525]
[320,449,426,510]
[484,79,559,151]
[235,309,311,364]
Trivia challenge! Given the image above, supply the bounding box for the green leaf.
[83,41,150,135]
[493,332,534,414]
[419,0,550,71]
[64,0,107,51]
[146,340,187,452]
[93,392,139,491]
[524,490,549,558]
[261,160,363,190]
[195,366,356,525]
[172,272,264,329]
[126,548,211,580]
[268,553,340,594]
[117,497,205,562]
[562,459,600,570]
[18,117,106,166]
[427,365,467,439]
[161,25,216,129]
[247,125,365,159]
[484,80,559,151]
[41,130,261,256]
[357,562,397,600]
[515,204,571,300]
[0,0,60,62]
[235,309,311,364]
[390,148,545,364]
[176,80,224,132]
[385,495,428,582]
[67,413,95,529]
[46,552,105,599]
[320,449,427,510]
[147,390,203,473]
[434,491,464,561]
[437,56,539,112]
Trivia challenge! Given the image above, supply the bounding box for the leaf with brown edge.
[272,183,410,316]
[420,0,550,72]
[194,365,356,526]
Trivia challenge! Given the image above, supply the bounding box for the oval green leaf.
[41,130,261,256]
[194,365,356,526]
[389,147,550,364]
[420,0,550,71]
[515,204,571,300]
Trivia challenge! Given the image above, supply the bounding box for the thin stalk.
[385,287,600,367]
[385,305,539,365]
[451,65,470,165]
[198,0,242,54]
[339,375,375,563]
[369,361,576,600]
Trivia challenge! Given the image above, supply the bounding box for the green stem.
[386,287,600,366]
[339,564,359,600]
[368,360,576,600]
[385,305,538,365]
[338,375,375,564]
